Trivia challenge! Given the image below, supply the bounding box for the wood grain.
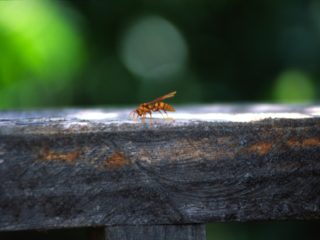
[105,224,205,240]
[0,105,319,231]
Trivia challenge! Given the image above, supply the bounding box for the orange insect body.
[130,91,176,122]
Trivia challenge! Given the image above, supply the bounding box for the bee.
[130,91,176,122]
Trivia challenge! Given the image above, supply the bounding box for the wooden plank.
[104,224,205,240]
[0,105,320,231]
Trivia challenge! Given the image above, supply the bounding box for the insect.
[130,91,176,122]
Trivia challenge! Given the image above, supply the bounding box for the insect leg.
[163,110,175,122]
[163,110,169,119]
[159,110,166,119]
[129,111,134,120]
[141,113,146,123]
[130,111,137,121]
[149,111,153,124]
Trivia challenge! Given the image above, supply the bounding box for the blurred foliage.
[273,70,315,102]
[207,221,319,240]
[0,0,320,108]
[0,0,85,108]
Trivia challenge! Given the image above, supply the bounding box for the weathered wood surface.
[105,224,205,240]
[0,105,320,231]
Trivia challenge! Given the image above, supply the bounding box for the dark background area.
[0,0,319,239]
[1,0,320,108]
[0,221,319,240]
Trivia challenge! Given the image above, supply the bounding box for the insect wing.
[145,91,176,104]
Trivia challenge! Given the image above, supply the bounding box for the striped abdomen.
[152,102,175,112]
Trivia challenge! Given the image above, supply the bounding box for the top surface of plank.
[0,104,320,134]
[0,104,320,231]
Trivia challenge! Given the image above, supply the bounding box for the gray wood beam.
[0,105,319,231]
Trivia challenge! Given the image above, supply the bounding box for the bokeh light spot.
[273,70,315,103]
[119,16,188,80]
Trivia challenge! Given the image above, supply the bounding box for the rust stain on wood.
[245,142,272,155]
[288,138,320,148]
[40,149,80,164]
[302,138,320,146]
[105,152,130,168]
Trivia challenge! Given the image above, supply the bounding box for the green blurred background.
[1,0,320,109]
[0,0,319,239]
